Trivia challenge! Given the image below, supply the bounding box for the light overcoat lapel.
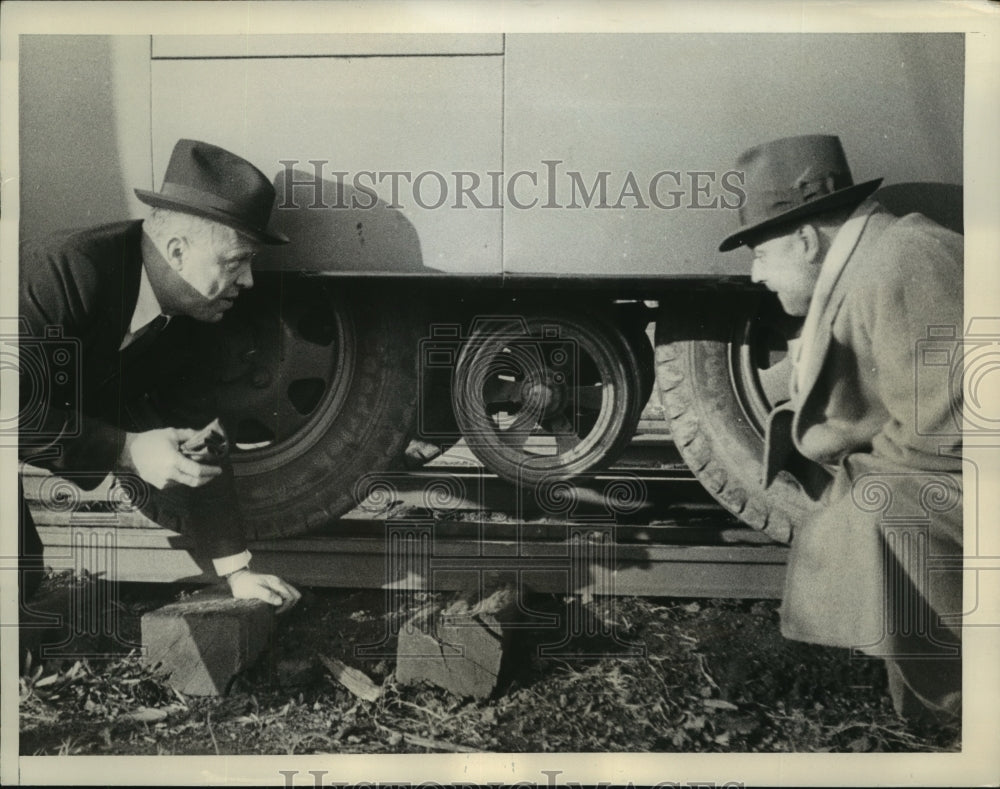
[791,205,894,445]
[792,202,876,402]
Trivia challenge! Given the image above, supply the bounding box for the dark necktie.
[120,314,169,361]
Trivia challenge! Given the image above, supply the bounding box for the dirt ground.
[18,571,959,756]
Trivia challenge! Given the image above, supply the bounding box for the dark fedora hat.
[719,135,882,252]
[135,139,289,245]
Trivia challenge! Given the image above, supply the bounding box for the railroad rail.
[24,436,789,599]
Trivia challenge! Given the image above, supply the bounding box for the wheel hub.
[519,369,567,419]
[179,277,353,469]
[452,311,642,483]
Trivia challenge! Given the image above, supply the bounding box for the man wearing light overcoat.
[720,135,963,720]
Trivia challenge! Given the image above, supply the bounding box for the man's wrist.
[213,549,252,578]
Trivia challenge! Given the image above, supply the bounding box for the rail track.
[24,434,789,599]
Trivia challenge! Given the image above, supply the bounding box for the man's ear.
[796,224,822,265]
[165,236,186,272]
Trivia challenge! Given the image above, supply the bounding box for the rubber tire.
[624,323,656,409]
[231,286,420,539]
[411,305,654,469]
[654,294,811,543]
[452,309,644,487]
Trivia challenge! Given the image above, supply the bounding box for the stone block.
[141,586,273,696]
[396,583,520,699]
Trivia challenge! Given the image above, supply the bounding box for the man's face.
[173,232,258,322]
[749,230,821,317]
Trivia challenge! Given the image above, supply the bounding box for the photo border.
[2,1,998,786]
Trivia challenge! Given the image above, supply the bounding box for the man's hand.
[119,427,224,489]
[227,569,301,613]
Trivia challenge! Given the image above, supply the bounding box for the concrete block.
[141,587,273,696]
[396,583,520,699]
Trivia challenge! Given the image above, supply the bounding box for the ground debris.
[318,655,382,702]
[398,732,480,753]
[19,579,961,755]
[703,698,739,711]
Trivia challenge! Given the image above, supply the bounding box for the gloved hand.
[227,569,301,613]
[119,427,224,489]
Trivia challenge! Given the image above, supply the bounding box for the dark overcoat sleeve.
[18,229,129,486]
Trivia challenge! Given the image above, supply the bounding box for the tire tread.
[654,299,807,543]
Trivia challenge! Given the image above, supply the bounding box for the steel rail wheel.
[654,293,812,543]
[451,311,644,487]
[168,274,420,540]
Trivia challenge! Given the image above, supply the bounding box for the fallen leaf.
[317,654,381,703]
[703,699,739,711]
[848,735,872,752]
[126,707,168,723]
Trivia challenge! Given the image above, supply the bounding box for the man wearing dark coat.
[720,135,963,721]
[19,139,301,614]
